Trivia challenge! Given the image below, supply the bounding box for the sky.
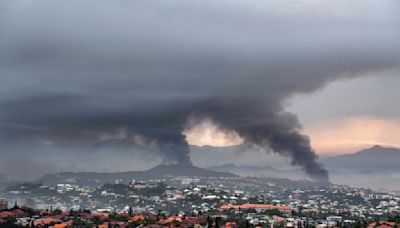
[0,0,399,180]
[187,74,400,155]
[289,74,400,154]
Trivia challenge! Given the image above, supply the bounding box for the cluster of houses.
[2,176,400,227]
[1,204,400,228]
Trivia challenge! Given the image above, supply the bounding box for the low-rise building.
[220,204,292,214]
[0,199,7,210]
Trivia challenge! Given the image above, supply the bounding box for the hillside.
[207,163,306,180]
[322,145,400,170]
[40,164,236,186]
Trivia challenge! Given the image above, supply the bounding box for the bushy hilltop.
[40,164,237,186]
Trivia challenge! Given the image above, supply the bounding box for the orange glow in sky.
[304,116,400,155]
[185,117,400,155]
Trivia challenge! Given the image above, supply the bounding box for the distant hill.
[146,164,235,177]
[208,163,278,173]
[40,164,236,186]
[190,144,291,168]
[322,145,400,170]
[207,163,306,180]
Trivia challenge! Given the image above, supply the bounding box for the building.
[0,199,7,210]
[220,204,292,214]
[326,216,342,223]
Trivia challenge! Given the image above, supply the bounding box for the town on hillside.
[1,174,400,228]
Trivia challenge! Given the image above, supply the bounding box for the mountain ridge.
[39,164,237,186]
[322,145,400,170]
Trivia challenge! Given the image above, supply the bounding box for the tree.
[207,216,214,227]
[13,201,19,209]
[215,217,223,228]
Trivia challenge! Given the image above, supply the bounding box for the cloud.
[304,117,400,154]
[184,119,243,147]
[0,0,399,180]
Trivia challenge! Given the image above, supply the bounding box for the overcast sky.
[288,74,400,154]
[0,0,399,180]
[188,74,400,154]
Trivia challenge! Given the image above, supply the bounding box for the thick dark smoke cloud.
[0,0,399,180]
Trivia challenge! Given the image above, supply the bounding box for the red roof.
[226,222,237,228]
[34,217,58,226]
[368,222,396,228]
[129,214,145,222]
[11,209,27,216]
[377,225,393,228]
[99,222,109,228]
[0,211,15,217]
[182,217,201,225]
[95,212,110,219]
[274,216,286,222]
[220,204,291,211]
[53,220,73,228]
